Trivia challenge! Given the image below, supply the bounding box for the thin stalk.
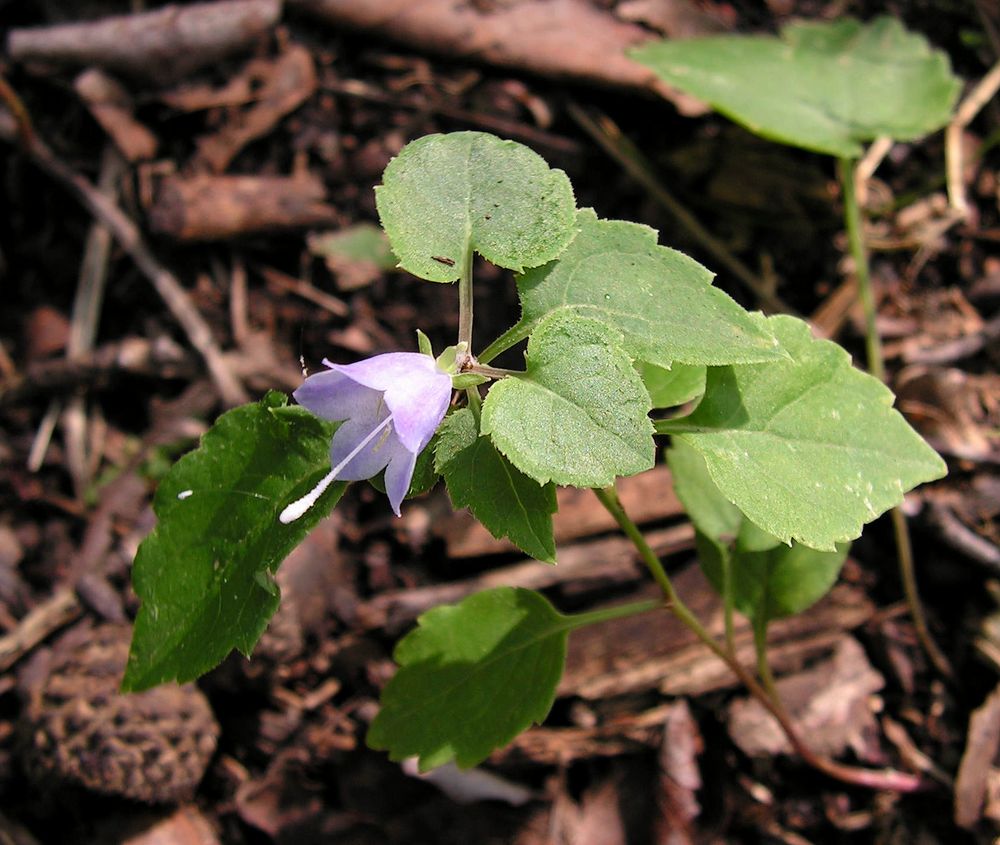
[464,385,482,421]
[567,598,663,630]
[753,616,781,706]
[593,484,924,792]
[457,245,475,357]
[837,157,883,380]
[722,552,737,657]
[838,156,952,678]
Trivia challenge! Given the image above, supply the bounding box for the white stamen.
[279,413,394,524]
[177,490,193,500]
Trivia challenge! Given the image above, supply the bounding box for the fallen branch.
[7,0,281,85]
[0,87,248,406]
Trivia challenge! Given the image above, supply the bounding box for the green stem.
[592,484,924,792]
[464,385,482,421]
[457,245,475,356]
[722,551,736,657]
[837,156,883,381]
[567,598,662,631]
[838,156,952,679]
[753,615,780,705]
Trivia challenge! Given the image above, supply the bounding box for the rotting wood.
[74,70,158,162]
[560,572,874,700]
[353,524,694,634]
[149,172,338,240]
[290,0,706,114]
[7,0,281,85]
[192,44,318,173]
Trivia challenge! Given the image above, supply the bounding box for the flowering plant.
[124,130,946,789]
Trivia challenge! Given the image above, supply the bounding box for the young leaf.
[123,393,345,692]
[659,315,947,551]
[669,438,846,621]
[435,408,558,563]
[696,529,848,622]
[638,360,706,409]
[481,312,654,488]
[367,587,570,771]
[631,16,960,158]
[480,208,783,367]
[375,132,577,283]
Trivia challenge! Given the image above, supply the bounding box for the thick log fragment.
[289,0,704,113]
[8,0,281,84]
[149,172,338,240]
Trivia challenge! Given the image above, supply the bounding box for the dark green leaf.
[123,393,345,691]
[436,408,557,563]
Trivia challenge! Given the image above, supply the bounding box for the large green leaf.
[375,132,577,282]
[481,312,654,488]
[436,408,558,563]
[123,393,345,691]
[658,315,947,551]
[668,438,846,621]
[367,587,570,770]
[479,209,783,367]
[631,16,960,158]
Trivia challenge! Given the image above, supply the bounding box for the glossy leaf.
[659,315,947,551]
[481,312,654,488]
[367,587,569,770]
[631,16,960,158]
[436,408,558,563]
[123,393,345,691]
[480,209,783,367]
[375,132,577,282]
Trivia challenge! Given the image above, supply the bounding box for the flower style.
[280,353,452,523]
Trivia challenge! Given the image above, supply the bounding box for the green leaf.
[375,132,577,283]
[367,587,570,770]
[123,393,345,691]
[481,312,654,488]
[639,360,706,409]
[669,438,845,620]
[436,408,558,563]
[631,16,960,158]
[660,315,947,551]
[696,529,848,621]
[480,209,783,367]
[308,222,398,269]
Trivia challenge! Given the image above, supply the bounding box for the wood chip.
[955,682,1000,829]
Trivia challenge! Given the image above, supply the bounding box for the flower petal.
[294,369,382,423]
[384,448,418,516]
[329,353,452,453]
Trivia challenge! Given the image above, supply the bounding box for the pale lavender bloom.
[280,353,452,522]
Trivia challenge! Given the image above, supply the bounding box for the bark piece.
[440,464,683,558]
[355,524,694,633]
[655,700,702,844]
[289,0,705,113]
[561,573,872,699]
[7,0,281,85]
[74,69,158,162]
[726,636,884,760]
[955,682,1000,829]
[193,45,318,173]
[149,172,338,240]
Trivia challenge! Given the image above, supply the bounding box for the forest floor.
[2,1,1000,843]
